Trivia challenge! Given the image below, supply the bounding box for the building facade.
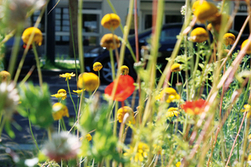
[31,0,249,55]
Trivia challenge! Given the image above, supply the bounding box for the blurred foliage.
[17,82,53,128]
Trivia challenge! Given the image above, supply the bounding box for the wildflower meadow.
[1,0,251,166]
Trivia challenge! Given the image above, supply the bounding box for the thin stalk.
[109,49,116,80]
[241,117,250,166]
[66,78,77,116]
[20,65,35,85]
[78,0,84,73]
[32,42,43,88]
[69,6,78,79]
[29,119,39,152]
[225,112,247,167]
[8,27,22,77]
[14,4,46,83]
[0,115,6,140]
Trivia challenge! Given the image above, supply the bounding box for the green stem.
[66,79,77,116]
[78,0,84,73]
[109,49,116,80]
[69,6,78,79]
[32,42,43,88]
[106,0,136,62]
[8,27,22,77]
[0,113,6,139]
[14,5,46,83]
[29,119,39,152]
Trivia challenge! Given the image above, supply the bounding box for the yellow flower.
[241,39,251,54]
[73,89,84,94]
[193,1,218,23]
[248,154,251,161]
[124,142,149,162]
[51,89,67,100]
[171,63,181,72]
[101,13,121,30]
[192,0,204,13]
[0,71,11,83]
[93,62,103,71]
[59,72,75,81]
[22,27,43,46]
[86,134,92,141]
[52,102,69,120]
[207,23,212,31]
[241,104,251,112]
[190,27,209,43]
[155,88,180,103]
[166,107,180,117]
[176,161,181,167]
[117,106,135,123]
[223,33,235,46]
[77,72,100,92]
[100,33,120,50]
[248,134,251,142]
[242,104,251,118]
[120,65,129,75]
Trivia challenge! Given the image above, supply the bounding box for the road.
[1,72,138,156]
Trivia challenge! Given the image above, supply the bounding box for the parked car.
[84,23,186,83]
[3,37,40,72]
[84,23,245,83]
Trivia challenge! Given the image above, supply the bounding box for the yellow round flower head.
[192,0,204,13]
[59,72,75,81]
[77,72,100,92]
[223,33,235,46]
[101,13,121,30]
[52,102,69,120]
[57,89,66,94]
[22,27,43,46]
[0,71,11,83]
[171,63,181,72]
[155,87,180,103]
[120,65,129,75]
[93,62,103,71]
[241,39,251,54]
[190,27,209,43]
[117,106,135,123]
[100,33,120,50]
[166,107,180,118]
[193,1,218,23]
[86,134,92,141]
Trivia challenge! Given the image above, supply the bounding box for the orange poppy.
[181,99,208,115]
[104,75,135,101]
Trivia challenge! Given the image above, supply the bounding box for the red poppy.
[104,75,135,101]
[181,99,208,115]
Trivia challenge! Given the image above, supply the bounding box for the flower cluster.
[124,142,149,162]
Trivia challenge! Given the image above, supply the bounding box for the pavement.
[0,67,136,163]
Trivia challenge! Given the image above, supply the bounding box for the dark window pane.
[234,15,249,35]
[144,14,152,29]
[165,15,183,24]
[82,14,98,33]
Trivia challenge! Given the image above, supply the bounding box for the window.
[55,8,70,44]
[160,27,181,43]
[30,11,45,32]
[143,14,183,30]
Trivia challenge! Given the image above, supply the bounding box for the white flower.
[0,82,19,119]
[43,132,81,162]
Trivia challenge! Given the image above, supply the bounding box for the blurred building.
[31,0,249,56]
